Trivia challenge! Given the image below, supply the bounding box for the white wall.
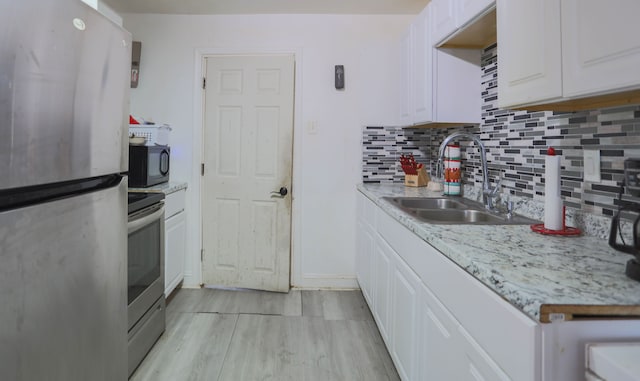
[122,13,411,289]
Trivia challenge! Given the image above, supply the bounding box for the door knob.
[271,187,288,197]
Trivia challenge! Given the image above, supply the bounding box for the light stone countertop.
[358,183,640,322]
[129,181,188,195]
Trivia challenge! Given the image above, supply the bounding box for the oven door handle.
[128,205,165,234]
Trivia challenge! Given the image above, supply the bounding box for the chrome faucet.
[437,132,501,211]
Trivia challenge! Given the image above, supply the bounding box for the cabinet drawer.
[164,189,185,219]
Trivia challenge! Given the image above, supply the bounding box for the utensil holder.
[404,167,429,187]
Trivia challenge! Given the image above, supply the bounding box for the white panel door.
[202,55,294,292]
[561,0,640,97]
[497,0,562,108]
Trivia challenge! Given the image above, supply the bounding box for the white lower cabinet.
[356,190,640,380]
[357,191,534,381]
[356,194,377,307]
[458,328,511,381]
[164,209,186,297]
[373,237,393,343]
[390,255,420,381]
[164,189,186,297]
[420,281,462,380]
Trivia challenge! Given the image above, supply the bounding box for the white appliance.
[586,342,640,381]
[129,124,172,146]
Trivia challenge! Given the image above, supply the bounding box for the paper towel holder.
[530,206,581,236]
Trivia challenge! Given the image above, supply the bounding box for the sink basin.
[382,196,540,225]
[413,209,506,224]
[385,197,466,209]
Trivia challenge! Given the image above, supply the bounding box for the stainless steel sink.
[382,196,539,225]
[413,209,506,224]
[387,197,466,209]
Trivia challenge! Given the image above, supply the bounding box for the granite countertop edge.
[129,181,188,195]
[357,183,640,322]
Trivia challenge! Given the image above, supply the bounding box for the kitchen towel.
[544,148,563,230]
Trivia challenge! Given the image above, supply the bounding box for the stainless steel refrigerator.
[0,1,131,379]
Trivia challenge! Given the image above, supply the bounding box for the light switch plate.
[584,150,601,182]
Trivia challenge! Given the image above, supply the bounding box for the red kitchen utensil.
[399,154,422,175]
[399,154,418,175]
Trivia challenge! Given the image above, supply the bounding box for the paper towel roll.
[544,152,563,230]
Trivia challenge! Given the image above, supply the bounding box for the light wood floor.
[130,288,400,381]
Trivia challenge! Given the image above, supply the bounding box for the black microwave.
[128,145,170,187]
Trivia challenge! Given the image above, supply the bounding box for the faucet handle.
[484,176,503,196]
[490,176,503,196]
[506,200,514,219]
[435,158,443,180]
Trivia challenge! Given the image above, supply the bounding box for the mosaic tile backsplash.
[362,44,640,219]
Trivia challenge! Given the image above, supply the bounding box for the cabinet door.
[356,220,375,306]
[164,211,186,297]
[561,0,640,97]
[390,254,421,381]
[431,0,458,45]
[420,282,463,381]
[456,0,494,28]
[458,328,511,381]
[413,6,434,124]
[399,25,414,126]
[497,0,562,108]
[373,236,393,343]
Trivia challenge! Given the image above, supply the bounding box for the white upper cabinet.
[81,0,98,9]
[432,0,495,46]
[498,0,640,109]
[561,0,640,98]
[431,0,458,45]
[412,7,434,124]
[497,0,562,108]
[400,4,481,127]
[399,25,414,127]
[457,0,495,28]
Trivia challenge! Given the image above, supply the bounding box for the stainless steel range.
[127,192,166,376]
